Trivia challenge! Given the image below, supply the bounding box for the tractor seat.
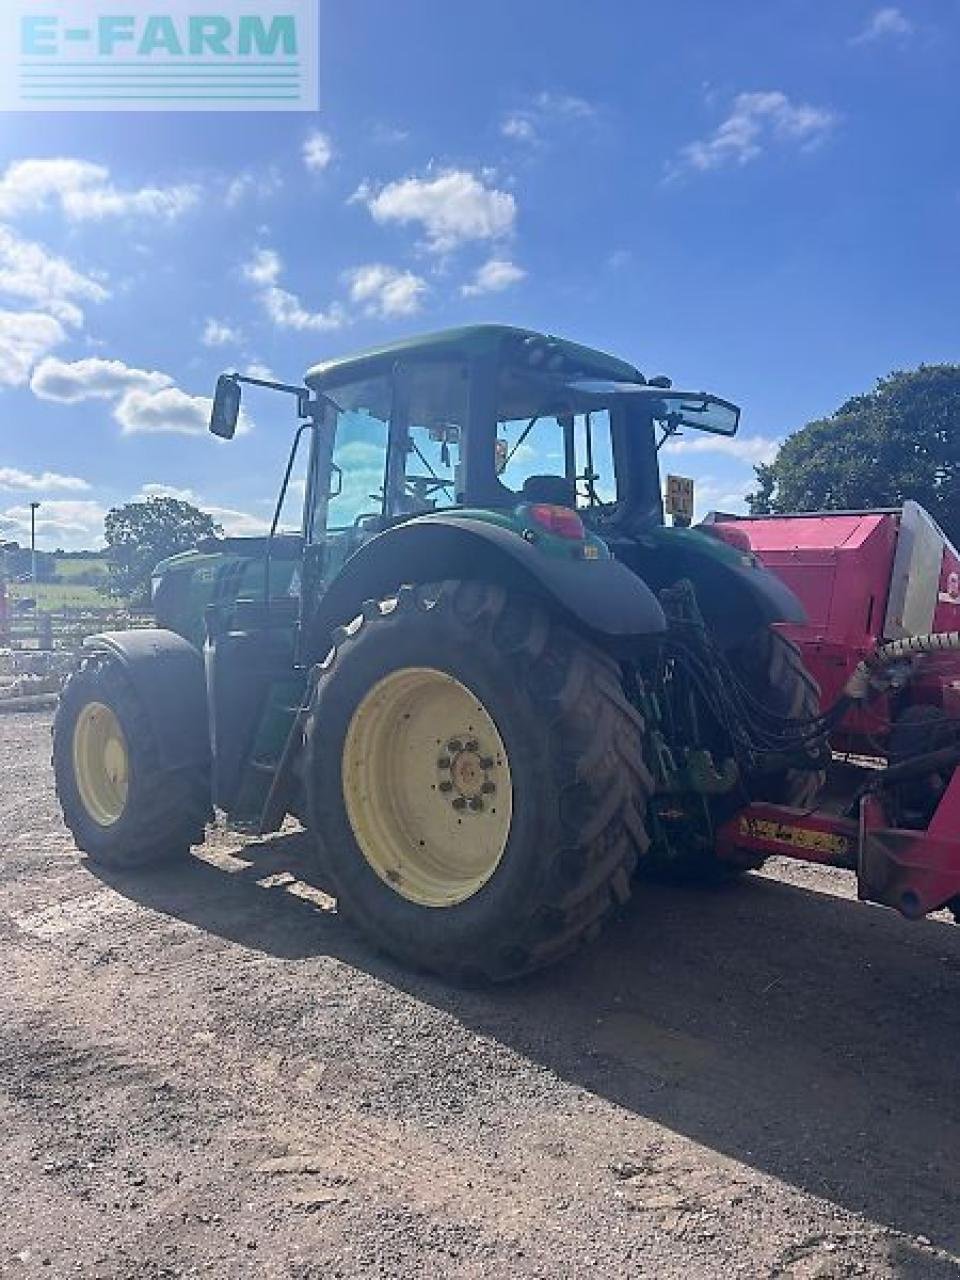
[521,475,576,508]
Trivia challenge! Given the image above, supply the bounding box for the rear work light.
[528,504,585,540]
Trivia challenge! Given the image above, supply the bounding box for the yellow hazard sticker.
[739,817,850,858]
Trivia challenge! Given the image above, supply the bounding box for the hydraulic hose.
[844,631,960,701]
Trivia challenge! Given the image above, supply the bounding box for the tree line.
[748,364,960,543]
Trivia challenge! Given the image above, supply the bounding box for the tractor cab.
[210,324,741,578]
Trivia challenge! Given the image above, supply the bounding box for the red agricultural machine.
[709,501,960,921]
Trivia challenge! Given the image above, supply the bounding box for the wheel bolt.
[439,780,453,792]
[469,796,484,811]
[481,781,496,794]
[437,756,451,769]
[452,796,467,810]
[479,757,494,769]
[448,739,463,753]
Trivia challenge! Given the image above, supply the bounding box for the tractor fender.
[307,514,667,658]
[608,529,806,648]
[81,629,210,770]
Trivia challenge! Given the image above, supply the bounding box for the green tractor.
[53,325,822,980]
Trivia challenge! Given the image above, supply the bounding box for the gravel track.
[2,711,960,1278]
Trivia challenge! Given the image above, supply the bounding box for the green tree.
[104,497,221,603]
[748,365,960,542]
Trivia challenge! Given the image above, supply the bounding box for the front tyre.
[304,581,653,982]
[53,653,210,868]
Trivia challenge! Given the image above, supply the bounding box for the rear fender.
[82,629,210,770]
[307,514,667,660]
[607,526,806,647]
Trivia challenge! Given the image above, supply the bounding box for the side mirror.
[210,374,241,439]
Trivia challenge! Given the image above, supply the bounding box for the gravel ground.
[2,710,960,1279]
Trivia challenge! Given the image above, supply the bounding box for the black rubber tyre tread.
[303,579,653,982]
[645,625,826,886]
[53,653,210,869]
[744,628,826,811]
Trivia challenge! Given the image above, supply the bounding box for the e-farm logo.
[1,2,318,111]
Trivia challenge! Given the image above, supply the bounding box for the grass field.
[54,557,109,584]
[7,581,115,610]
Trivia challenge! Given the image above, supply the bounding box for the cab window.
[391,361,468,515]
[497,406,617,509]
[325,375,391,530]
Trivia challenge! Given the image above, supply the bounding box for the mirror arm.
[228,372,334,421]
[231,373,308,418]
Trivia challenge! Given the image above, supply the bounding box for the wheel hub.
[72,701,129,827]
[341,668,513,907]
[444,742,493,804]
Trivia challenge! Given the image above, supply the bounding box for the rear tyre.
[53,653,210,868]
[645,626,826,885]
[304,580,653,982]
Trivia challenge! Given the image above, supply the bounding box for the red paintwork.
[710,508,960,750]
[717,780,960,919]
[706,504,960,922]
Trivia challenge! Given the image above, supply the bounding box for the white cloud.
[0,158,198,222]
[137,482,197,502]
[31,356,172,402]
[0,225,108,327]
[224,169,282,209]
[851,7,913,42]
[670,91,836,177]
[261,286,346,332]
[501,115,538,143]
[243,246,345,331]
[0,229,109,385]
[1,499,107,549]
[242,247,283,287]
[202,318,242,348]
[0,311,66,387]
[501,91,596,145]
[534,90,596,120]
[246,360,279,381]
[345,263,428,317]
[662,434,781,466]
[114,386,218,436]
[30,354,249,438]
[303,131,333,172]
[461,257,526,297]
[355,169,517,253]
[0,467,90,493]
[689,476,750,520]
[204,504,271,536]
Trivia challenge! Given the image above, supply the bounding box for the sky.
[0,0,957,550]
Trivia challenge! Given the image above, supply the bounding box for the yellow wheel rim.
[73,701,129,827]
[342,667,513,907]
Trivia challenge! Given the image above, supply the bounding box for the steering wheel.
[406,475,453,502]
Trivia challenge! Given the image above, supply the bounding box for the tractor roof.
[304,324,642,389]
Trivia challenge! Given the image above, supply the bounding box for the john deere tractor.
[53,326,822,980]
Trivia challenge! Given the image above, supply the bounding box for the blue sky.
[0,0,956,549]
